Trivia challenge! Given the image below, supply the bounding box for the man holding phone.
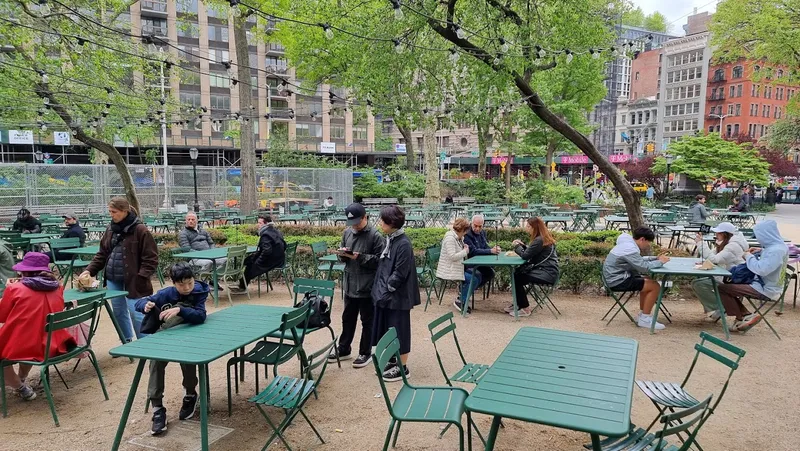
[329,203,385,368]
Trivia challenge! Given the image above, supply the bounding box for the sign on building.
[8,130,34,144]
[53,131,70,146]
[320,142,336,154]
[394,143,406,153]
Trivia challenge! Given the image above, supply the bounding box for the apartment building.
[132,0,375,160]
[705,60,797,140]
[614,47,662,155]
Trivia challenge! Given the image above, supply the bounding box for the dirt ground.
[2,205,800,451]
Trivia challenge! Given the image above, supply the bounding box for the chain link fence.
[0,163,352,218]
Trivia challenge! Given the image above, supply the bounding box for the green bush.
[559,257,604,293]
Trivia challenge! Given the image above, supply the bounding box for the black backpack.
[294,290,331,329]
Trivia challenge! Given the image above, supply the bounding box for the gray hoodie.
[603,233,664,288]
[688,201,710,223]
[747,220,788,300]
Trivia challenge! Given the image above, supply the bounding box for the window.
[206,5,226,18]
[714,68,725,80]
[208,25,229,42]
[762,105,770,117]
[177,45,200,62]
[727,104,734,115]
[775,106,782,119]
[353,126,367,140]
[209,95,230,110]
[754,65,761,73]
[180,70,200,85]
[179,92,201,107]
[295,123,322,138]
[330,126,345,139]
[749,103,758,116]
[733,124,740,136]
[141,0,167,13]
[266,57,287,74]
[210,49,229,63]
[176,0,198,13]
[765,86,772,99]
[635,71,640,81]
[141,18,167,36]
[737,84,743,97]
[730,86,736,98]
[329,108,344,118]
[417,137,424,148]
[776,87,784,100]
[177,21,199,38]
[732,66,743,78]
[726,124,732,137]
[209,72,229,88]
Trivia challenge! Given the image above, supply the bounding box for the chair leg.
[299,408,325,444]
[87,350,109,400]
[455,422,465,451]
[52,364,69,390]
[0,364,6,418]
[40,366,60,427]
[328,326,341,368]
[226,359,234,416]
[382,419,396,451]
[391,421,402,448]
[257,404,294,451]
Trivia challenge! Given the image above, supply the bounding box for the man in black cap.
[329,203,385,368]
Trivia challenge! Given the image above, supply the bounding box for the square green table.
[649,257,733,339]
[604,215,630,230]
[463,254,526,319]
[109,304,294,451]
[465,327,638,450]
[541,215,570,231]
[173,246,257,306]
[63,288,130,347]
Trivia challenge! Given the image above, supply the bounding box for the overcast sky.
[632,0,718,34]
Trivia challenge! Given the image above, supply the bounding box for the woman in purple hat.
[0,252,74,401]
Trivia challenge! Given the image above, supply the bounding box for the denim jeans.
[460,270,482,303]
[106,279,146,342]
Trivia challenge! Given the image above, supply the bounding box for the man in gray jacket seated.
[178,213,226,276]
[603,227,670,330]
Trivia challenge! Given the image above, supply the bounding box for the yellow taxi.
[632,182,649,193]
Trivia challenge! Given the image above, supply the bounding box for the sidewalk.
[765,203,800,242]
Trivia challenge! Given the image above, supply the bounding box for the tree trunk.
[422,124,441,204]
[544,137,556,179]
[476,119,488,177]
[397,123,415,171]
[233,14,257,213]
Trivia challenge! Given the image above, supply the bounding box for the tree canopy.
[622,6,670,33]
[653,133,770,186]
[764,117,800,152]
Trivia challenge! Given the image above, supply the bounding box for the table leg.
[510,265,519,321]
[463,267,477,318]
[199,361,209,451]
[483,415,502,450]
[710,276,731,340]
[111,359,146,451]
[212,261,219,308]
[650,275,669,335]
[103,300,129,347]
[590,433,602,451]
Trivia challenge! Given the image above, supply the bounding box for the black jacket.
[245,224,287,277]
[514,236,559,284]
[371,233,420,310]
[464,228,492,258]
[12,216,41,233]
[61,223,86,246]
[338,224,385,298]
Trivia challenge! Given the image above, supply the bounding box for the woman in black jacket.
[510,217,559,317]
[371,205,420,382]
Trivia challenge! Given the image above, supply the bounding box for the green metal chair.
[249,338,336,451]
[417,245,440,310]
[525,270,562,319]
[600,269,638,325]
[214,245,250,306]
[635,332,744,451]
[372,328,473,451]
[427,312,490,386]
[259,241,298,297]
[0,300,108,426]
[225,302,312,416]
[311,241,344,298]
[739,265,792,339]
[591,394,713,451]
[48,238,88,288]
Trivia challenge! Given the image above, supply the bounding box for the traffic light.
[550,162,556,172]
[646,142,655,152]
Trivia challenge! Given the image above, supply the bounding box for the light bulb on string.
[449,48,460,63]
[37,0,50,15]
[42,97,50,105]
[393,39,403,54]
[321,24,334,40]
[565,50,573,64]
[311,111,317,121]
[493,54,502,66]
[392,0,403,20]
[454,24,466,40]
[71,129,77,136]
[499,38,509,54]
[590,49,599,59]
[536,46,546,59]
[40,123,47,131]
[611,47,618,57]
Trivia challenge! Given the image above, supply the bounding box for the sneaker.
[706,310,721,322]
[151,407,167,435]
[16,384,36,401]
[328,350,351,362]
[503,304,515,313]
[352,354,371,368]
[453,300,471,314]
[382,364,409,382]
[637,314,666,330]
[736,313,762,332]
[179,394,197,421]
[508,307,532,317]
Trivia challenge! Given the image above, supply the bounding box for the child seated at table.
[603,227,670,330]
[134,262,209,436]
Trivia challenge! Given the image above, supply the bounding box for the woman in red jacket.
[0,252,75,401]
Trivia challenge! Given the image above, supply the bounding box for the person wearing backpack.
[717,220,788,332]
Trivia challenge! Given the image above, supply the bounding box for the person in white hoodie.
[435,218,472,313]
[691,222,749,319]
[602,227,671,330]
[718,220,788,332]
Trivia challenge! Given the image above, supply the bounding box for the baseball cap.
[710,222,737,234]
[345,203,366,226]
[62,213,78,220]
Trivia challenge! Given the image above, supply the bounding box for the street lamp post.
[189,147,199,213]
[665,153,674,197]
[709,113,730,138]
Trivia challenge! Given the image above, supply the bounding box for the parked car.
[631,182,648,193]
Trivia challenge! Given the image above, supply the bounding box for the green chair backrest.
[652,395,713,451]
[310,241,328,258]
[0,231,22,239]
[277,302,312,350]
[683,332,745,417]
[427,312,467,385]
[371,328,407,415]
[43,300,103,365]
[426,245,441,267]
[300,337,337,385]
[50,237,81,251]
[292,278,335,308]
[222,245,248,275]
[284,242,298,267]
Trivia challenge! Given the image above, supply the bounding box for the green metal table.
[604,215,630,230]
[649,257,733,339]
[109,304,294,451]
[541,215,570,231]
[173,246,257,306]
[63,288,131,346]
[463,254,525,319]
[59,246,100,284]
[465,327,638,450]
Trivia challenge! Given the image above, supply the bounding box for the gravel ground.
[1,205,799,451]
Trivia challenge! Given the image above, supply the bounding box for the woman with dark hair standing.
[81,197,158,342]
[371,205,420,382]
[510,217,560,317]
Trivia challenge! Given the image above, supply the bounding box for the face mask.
[715,239,724,245]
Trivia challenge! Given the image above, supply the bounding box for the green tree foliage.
[765,117,800,151]
[260,130,346,168]
[711,0,800,112]
[653,133,770,186]
[621,6,669,32]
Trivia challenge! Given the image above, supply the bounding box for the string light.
[493,54,502,65]
[536,46,547,59]
[590,49,599,59]
[454,24,466,40]
[449,48,459,63]
[393,39,403,54]
[565,50,573,64]
[311,111,318,121]
[499,38,509,54]
[321,24,334,40]
[391,0,403,20]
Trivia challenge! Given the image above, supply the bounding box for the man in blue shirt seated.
[460,215,502,311]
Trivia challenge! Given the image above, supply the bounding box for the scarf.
[21,273,61,292]
[110,211,139,235]
[258,222,277,235]
[380,228,405,259]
